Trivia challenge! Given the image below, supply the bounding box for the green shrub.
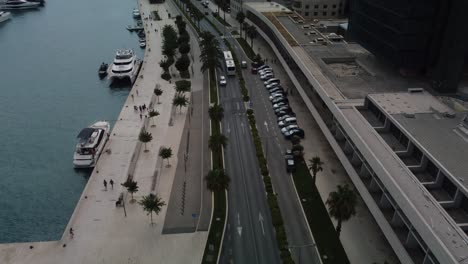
[161,72,171,81]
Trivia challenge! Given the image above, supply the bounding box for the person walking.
[109,179,114,190]
[140,114,142,120]
[103,180,107,191]
[131,94,134,101]
[69,228,74,239]
[136,90,139,96]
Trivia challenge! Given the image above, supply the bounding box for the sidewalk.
[0,1,207,263]
[252,28,400,264]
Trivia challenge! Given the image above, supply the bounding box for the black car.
[285,150,296,173]
[285,128,305,139]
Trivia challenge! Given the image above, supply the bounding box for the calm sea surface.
[0,0,143,242]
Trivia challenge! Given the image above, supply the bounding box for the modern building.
[244,2,468,263]
[348,0,468,93]
[291,0,346,19]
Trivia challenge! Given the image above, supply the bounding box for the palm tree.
[175,80,191,94]
[208,104,224,122]
[159,147,173,166]
[236,11,245,37]
[121,179,139,202]
[139,130,153,152]
[173,94,188,113]
[291,143,304,159]
[139,193,166,225]
[199,31,223,73]
[246,25,257,50]
[148,110,160,127]
[326,184,357,237]
[154,86,163,104]
[290,135,301,146]
[242,22,249,39]
[308,156,324,184]
[205,168,230,192]
[208,133,228,150]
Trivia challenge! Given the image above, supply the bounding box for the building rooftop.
[368,91,468,190]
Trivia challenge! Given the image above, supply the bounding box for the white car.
[259,68,273,74]
[273,101,288,109]
[278,114,293,122]
[269,93,285,101]
[257,65,269,70]
[260,73,274,80]
[278,117,297,128]
[266,83,281,90]
[264,78,280,86]
[281,124,299,135]
[219,76,227,86]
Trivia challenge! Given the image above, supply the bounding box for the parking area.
[249,33,400,264]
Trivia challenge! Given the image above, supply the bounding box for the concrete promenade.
[0,1,207,263]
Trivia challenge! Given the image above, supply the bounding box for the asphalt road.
[180,2,282,263]
[198,6,321,263]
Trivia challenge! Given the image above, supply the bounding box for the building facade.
[348,0,468,93]
[244,2,468,263]
[292,0,347,19]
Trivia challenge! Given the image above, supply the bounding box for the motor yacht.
[73,121,110,168]
[108,49,141,84]
[1,0,40,10]
[132,8,140,18]
[0,11,10,22]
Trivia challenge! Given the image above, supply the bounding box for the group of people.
[103,179,114,191]
[134,103,149,120]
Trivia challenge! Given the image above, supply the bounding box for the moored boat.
[107,49,141,84]
[0,11,11,23]
[1,0,40,10]
[73,121,110,169]
[98,62,108,78]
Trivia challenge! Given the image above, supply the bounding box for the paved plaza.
[0,1,208,263]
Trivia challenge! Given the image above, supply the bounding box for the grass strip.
[292,161,350,264]
[212,13,231,27]
[235,37,256,61]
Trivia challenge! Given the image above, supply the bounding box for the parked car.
[219,76,227,86]
[269,93,285,101]
[278,117,297,128]
[259,68,273,74]
[258,64,270,71]
[285,128,305,139]
[260,73,274,80]
[274,105,292,113]
[285,150,296,173]
[266,83,281,90]
[269,87,285,94]
[241,61,248,68]
[273,101,289,109]
[264,78,280,86]
[275,109,293,117]
[281,124,299,135]
[272,97,289,105]
[278,114,295,122]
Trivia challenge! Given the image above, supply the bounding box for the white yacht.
[108,49,141,83]
[132,8,140,18]
[0,11,10,23]
[0,0,40,10]
[73,121,110,169]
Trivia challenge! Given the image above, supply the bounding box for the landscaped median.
[292,161,350,264]
[201,68,227,263]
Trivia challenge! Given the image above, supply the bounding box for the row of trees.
[174,16,191,78]
[235,11,258,49]
[291,134,357,237]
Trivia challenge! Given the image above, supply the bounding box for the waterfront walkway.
[0,1,208,263]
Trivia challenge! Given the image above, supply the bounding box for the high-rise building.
[291,0,347,19]
[348,0,468,93]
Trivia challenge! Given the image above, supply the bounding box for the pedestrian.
[103,179,107,191]
[134,105,137,111]
[109,179,114,190]
[140,114,142,120]
[131,94,134,101]
[143,104,146,110]
[139,106,142,112]
[69,228,74,239]
[136,90,139,96]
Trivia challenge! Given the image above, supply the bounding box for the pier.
[0,0,208,263]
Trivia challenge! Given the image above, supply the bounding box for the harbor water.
[0,0,143,242]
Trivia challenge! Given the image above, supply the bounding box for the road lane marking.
[259,212,265,236]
